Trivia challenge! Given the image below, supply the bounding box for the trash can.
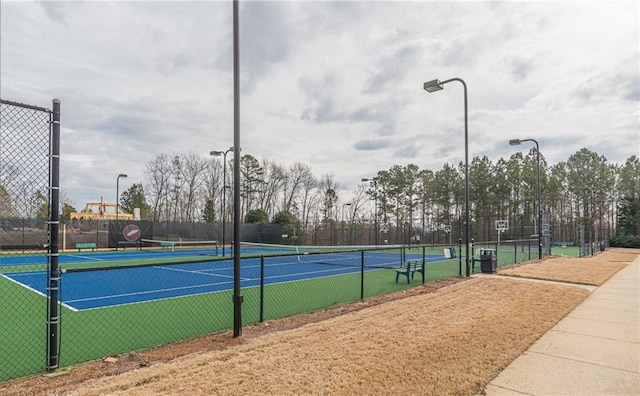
[479,249,497,273]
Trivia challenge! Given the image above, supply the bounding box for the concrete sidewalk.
[483,254,640,396]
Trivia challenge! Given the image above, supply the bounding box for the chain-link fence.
[3,232,546,383]
[0,98,601,384]
[0,98,58,382]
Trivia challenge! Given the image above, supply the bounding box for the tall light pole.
[509,138,542,260]
[210,147,233,257]
[116,173,127,222]
[361,177,379,245]
[423,78,471,276]
[232,0,242,338]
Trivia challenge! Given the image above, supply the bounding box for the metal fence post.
[47,98,61,372]
[422,246,426,284]
[259,256,265,323]
[458,237,462,276]
[360,250,365,300]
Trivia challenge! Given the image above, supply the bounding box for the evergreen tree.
[245,209,269,223]
[202,199,216,222]
[120,183,151,219]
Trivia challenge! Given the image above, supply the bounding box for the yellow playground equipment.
[69,197,133,221]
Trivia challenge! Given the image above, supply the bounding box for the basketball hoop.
[495,220,508,233]
[496,220,509,253]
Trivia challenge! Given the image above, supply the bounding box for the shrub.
[609,235,640,248]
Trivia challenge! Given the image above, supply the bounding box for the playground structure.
[69,197,133,221]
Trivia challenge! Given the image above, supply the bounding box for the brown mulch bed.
[0,248,636,395]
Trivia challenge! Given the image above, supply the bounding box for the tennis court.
[2,247,450,311]
[0,240,219,268]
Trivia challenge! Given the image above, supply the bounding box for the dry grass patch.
[62,278,587,396]
[498,248,634,286]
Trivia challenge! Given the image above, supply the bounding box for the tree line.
[113,148,638,245]
[4,147,636,246]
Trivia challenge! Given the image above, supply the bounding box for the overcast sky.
[1,0,638,207]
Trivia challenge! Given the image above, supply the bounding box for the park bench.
[394,259,425,284]
[76,242,97,252]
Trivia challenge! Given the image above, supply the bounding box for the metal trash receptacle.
[479,249,497,273]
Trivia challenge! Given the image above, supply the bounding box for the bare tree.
[144,154,174,221]
[282,162,313,214]
[179,151,209,222]
[297,168,318,239]
[348,184,369,223]
[203,158,224,221]
[257,158,287,219]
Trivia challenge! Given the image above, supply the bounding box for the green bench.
[395,259,425,284]
[76,242,97,252]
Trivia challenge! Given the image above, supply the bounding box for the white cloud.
[1,0,638,207]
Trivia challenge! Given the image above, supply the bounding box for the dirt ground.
[1,248,636,396]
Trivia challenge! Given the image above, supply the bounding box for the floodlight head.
[210,150,223,156]
[509,139,522,146]
[423,79,444,93]
[361,178,370,182]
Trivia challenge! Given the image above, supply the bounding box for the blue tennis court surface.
[0,248,218,267]
[2,250,450,311]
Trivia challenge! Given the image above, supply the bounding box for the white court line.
[154,264,250,281]
[67,254,104,262]
[65,278,235,304]
[1,273,79,312]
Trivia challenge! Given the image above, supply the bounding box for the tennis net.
[236,242,406,269]
[139,239,218,256]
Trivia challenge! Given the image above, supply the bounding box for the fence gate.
[0,98,60,381]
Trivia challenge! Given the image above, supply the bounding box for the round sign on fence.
[122,224,141,241]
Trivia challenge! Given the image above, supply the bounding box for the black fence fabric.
[57,220,283,251]
[1,238,567,382]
